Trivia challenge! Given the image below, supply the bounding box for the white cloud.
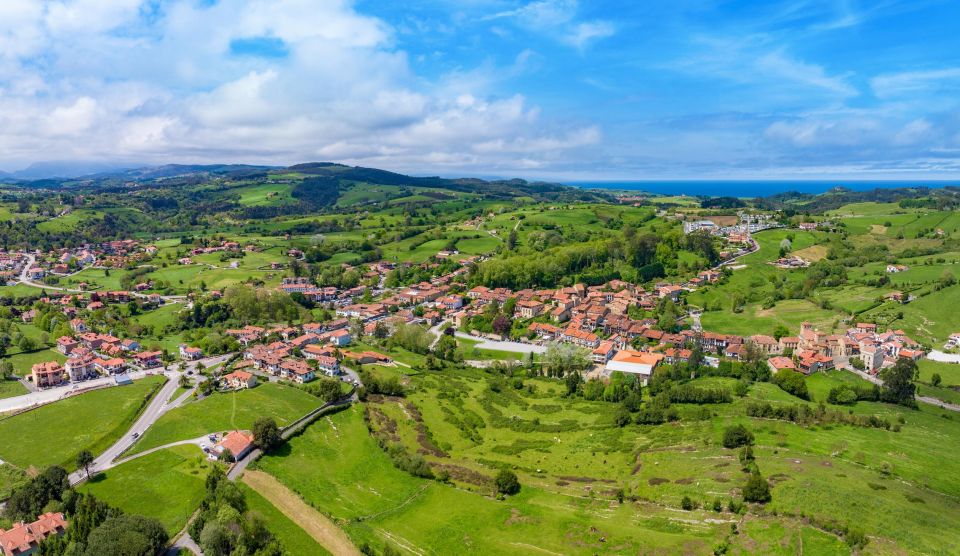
[563,21,616,49]
[871,68,960,98]
[757,50,857,97]
[485,0,614,49]
[0,0,599,174]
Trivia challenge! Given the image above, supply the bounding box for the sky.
[1,0,959,180]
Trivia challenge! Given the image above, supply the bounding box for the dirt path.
[242,470,361,556]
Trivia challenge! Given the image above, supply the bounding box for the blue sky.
[1,0,959,179]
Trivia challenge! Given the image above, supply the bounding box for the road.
[17,253,185,303]
[0,354,231,414]
[928,350,960,363]
[0,369,160,414]
[454,331,547,354]
[60,354,232,485]
[843,365,960,412]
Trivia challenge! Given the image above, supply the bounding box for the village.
[9,218,937,396]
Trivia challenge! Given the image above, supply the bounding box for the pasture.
[129,383,320,454]
[0,376,166,470]
[80,445,214,534]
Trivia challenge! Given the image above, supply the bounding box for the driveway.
[454,332,546,354]
[928,350,960,363]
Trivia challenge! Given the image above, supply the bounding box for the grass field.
[700,299,840,336]
[276,364,960,555]
[918,359,960,386]
[0,376,166,470]
[80,444,213,534]
[0,378,27,399]
[256,404,731,555]
[0,462,28,499]
[129,383,320,454]
[240,473,337,556]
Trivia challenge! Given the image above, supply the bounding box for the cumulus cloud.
[0,0,600,174]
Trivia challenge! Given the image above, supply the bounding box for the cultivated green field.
[0,376,166,470]
[238,483,332,556]
[129,383,320,454]
[256,405,731,555]
[257,363,960,555]
[80,444,214,534]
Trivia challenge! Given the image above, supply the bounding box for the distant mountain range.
[0,161,283,181]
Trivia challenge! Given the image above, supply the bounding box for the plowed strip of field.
[243,469,360,556]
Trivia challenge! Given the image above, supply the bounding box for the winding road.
[62,354,233,485]
[16,253,186,303]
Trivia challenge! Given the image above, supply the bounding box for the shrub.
[742,471,771,503]
[773,370,809,400]
[495,468,521,496]
[722,424,754,449]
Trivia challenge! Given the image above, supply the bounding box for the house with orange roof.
[767,356,797,374]
[216,430,255,461]
[591,341,616,364]
[222,370,257,389]
[605,350,664,383]
[31,362,65,388]
[0,512,67,556]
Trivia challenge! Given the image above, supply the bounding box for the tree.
[773,370,809,400]
[931,373,942,387]
[491,314,512,337]
[76,450,95,479]
[200,522,234,556]
[252,417,281,451]
[495,468,520,495]
[742,470,771,503]
[543,342,591,378]
[85,514,169,556]
[880,358,919,407]
[613,406,632,427]
[564,371,583,396]
[722,424,754,449]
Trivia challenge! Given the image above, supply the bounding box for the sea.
[566,180,960,198]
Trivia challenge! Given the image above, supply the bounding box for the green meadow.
[80,444,214,534]
[0,376,166,470]
[129,382,320,454]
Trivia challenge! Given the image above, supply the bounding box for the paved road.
[65,354,232,485]
[69,373,182,485]
[843,366,960,412]
[0,354,230,414]
[928,350,960,363]
[17,253,185,302]
[454,331,547,354]
[0,369,161,414]
[109,435,209,469]
[168,532,202,556]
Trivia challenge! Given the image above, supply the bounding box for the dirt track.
[242,469,361,556]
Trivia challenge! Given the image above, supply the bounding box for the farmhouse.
[516,300,545,318]
[179,345,203,360]
[767,356,797,374]
[217,430,255,461]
